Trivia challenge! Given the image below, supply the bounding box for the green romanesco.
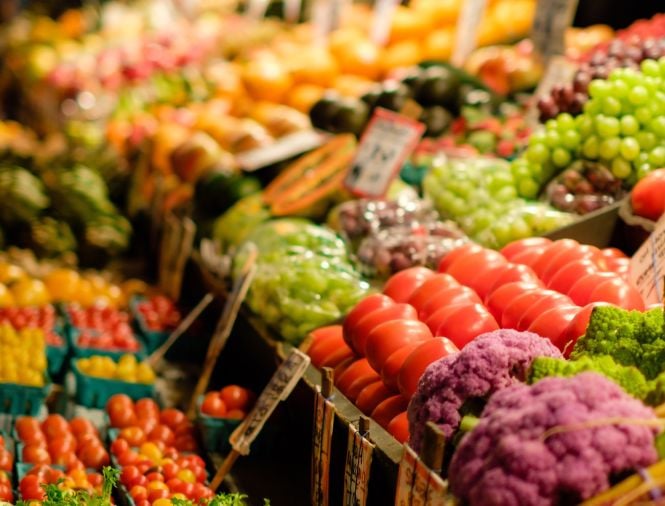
[570,306,665,379]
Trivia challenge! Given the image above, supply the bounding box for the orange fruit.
[44,268,80,302]
[412,0,460,27]
[380,40,423,75]
[0,284,14,308]
[424,28,455,61]
[0,263,26,285]
[242,58,293,103]
[330,32,381,80]
[289,48,339,87]
[286,83,325,113]
[11,279,50,307]
[332,75,375,98]
[389,6,433,44]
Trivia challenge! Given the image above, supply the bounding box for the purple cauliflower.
[407,329,562,451]
[450,373,659,506]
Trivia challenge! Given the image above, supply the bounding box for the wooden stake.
[321,368,334,398]
[210,450,241,491]
[420,422,446,474]
[359,416,370,437]
[187,245,258,419]
[147,292,215,368]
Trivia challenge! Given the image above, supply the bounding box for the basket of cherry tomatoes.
[197,385,255,454]
[130,296,181,354]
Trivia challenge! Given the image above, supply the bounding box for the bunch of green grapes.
[514,57,665,198]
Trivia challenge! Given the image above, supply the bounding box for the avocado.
[401,67,426,92]
[419,106,453,137]
[360,86,382,110]
[375,81,411,112]
[414,65,460,108]
[331,99,369,136]
[309,93,342,130]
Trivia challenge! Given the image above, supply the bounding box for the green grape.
[611,157,632,179]
[552,148,572,168]
[599,137,621,159]
[589,79,611,98]
[517,179,539,199]
[509,218,532,240]
[602,96,622,116]
[620,137,640,161]
[545,130,561,149]
[575,114,594,137]
[649,147,665,167]
[556,113,576,132]
[648,117,665,137]
[491,222,513,247]
[636,106,652,124]
[584,100,602,115]
[526,143,550,164]
[561,130,581,150]
[610,79,629,99]
[528,131,547,147]
[637,131,657,150]
[620,115,639,136]
[659,57,665,76]
[487,171,515,192]
[595,116,621,138]
[545,119,558,131]
[494,186,518,202]
[637,163,653,180]
[642,59,661,77]
[637,151,650,166]
[511,162,532,180]
[628,85,649,105]
[582,136,600,159]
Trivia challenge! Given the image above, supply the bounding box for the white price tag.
[344,108,425,198]
[311,388,335,506]
[394,445,417,506]
[423,463,447,506]
[531,0,580,60]
[629,217,665,305]
[230,349,310,455]
[343,423,375,506]
[451,0,488,67]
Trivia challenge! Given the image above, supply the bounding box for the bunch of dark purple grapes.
[545,161,626,215]
[538,37,665,121]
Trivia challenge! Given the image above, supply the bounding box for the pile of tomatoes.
[19,465,105,502]
[15,414,109,470]
[67,305,141,352]
[200,385,255,420]
[307,237,645,443]
[108,395,215,505]
[0,435,13,502]
[0,306,63,346]
[135,296,181,332]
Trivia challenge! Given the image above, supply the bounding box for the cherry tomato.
[406,274,459,314]
[130,485,148,502]
[135,398,160,420]
[162,461,180,480]
[546,259,598,294]
[351,303,418,356]
[516,292,574,331]
[365,319,432,373]
[201,392,228,418]
[226,409,247,420]
[69,417,97,439]
[486,263,541,296]
[398,337,459,399]
[435,304,499,349]
[0,483,12,502]
[588,277,645,310]
[500,237,551,260]
[355,381,394,415]
[0,450,12,472]
[335,359,379,396]
[380,343,421,391]
[111,437,130,456]
[342,295,394,350]
[23,444,51,465]
[119,427,146,447]
[561,302,612,357]
[160,408,187,429]
[15,416,45,445]
[419,285,482,321]
[107,396,137,429]
[78,441,109,469]
[146,472,165,483]
[117,450,140,467]
[174,435,198,452]
[371,395,409,429]
[20,474,45,501]
[387,412,410,443]
[383,267,436,303]
[149,425,175,446]
[220,385,254,411]
[631,168,665,220]
[527,305,581,351]
[567,272,618,306]
[438,244,484,272]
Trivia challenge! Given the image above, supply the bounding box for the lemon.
[77,358,91,373]
[43,268,81,302]
[0,284,14,308]
[136,363,156,384]
[11,278,50,307]
[0,263,26,285]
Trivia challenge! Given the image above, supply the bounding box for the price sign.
[344,108,425,198]
[394,439,449,506]
[395,445,417,506]
[424,471,447,506]
[311,384,335,506]
[343,420,375,506]
[629,216,665,305]
[230,349,311,456]
[371,0,400,46]
[451,0,488,67]
[531,0,580,60]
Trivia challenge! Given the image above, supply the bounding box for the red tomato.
[342,295,394,349]
[117,450,140,467]
[387,412,410,443]
[419,285,482,320]
[335,359,378,395]
[588,277,645,310]
[135,399,160,420]
[560,302,612,357]
[78,441,109,469]
[425,301,478,335]
[546,259,598,294]
[604,256,630,276]
[162,461,180,480]
[631,168,665,220]
[130,485,148,502]
[500,289,550,329]
[601,247,627,260]
[351,303,418,356]
[220,385,254,411]
[159,408,187,429]
[509,246,552,269]
[444,249,507,286]
[23,444,51,465]
[380,343,421,391]
[106,393,134,414]
[485,281,542,322]
[201,392,228,418]
[527,305,580,350]
[435,304,499,349]
[333,356,355,378]
[119,427,146,447]
[0,450,12,472]
[15,416,45,445]
[371,395,409,429]
[398,337,459,399]
[20,475,45,501]
[107,394,137,429]
[191,483,214,501]
[319,342,356,369]
[541,244,600,284]
[226,409,246,420]
[0,483,12,502]
[516,292,574,331]
[149,425,175,446]
[383,267,435,302]
[41,414,69,441]
[345,371,382,402]
[308,330,348,369]
[500,237,552,260]
[365,319,432,373]
[466,262,516,302]
[438,243,484,272]
[0,470,10,485]
[48,434,77,459]
[406,274,459,314]
[567,272,618,306]
[68,417,97,439]
[355,381,394,415]
[530,239,580,278]
[486,263,541,296]
[308,325,343,351]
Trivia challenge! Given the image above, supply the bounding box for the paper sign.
[343,423,375,506]
[236,130,325,172]
[344,108,425,198]
[629,217,665,305]
[311,388,335,506]
[451,0,488,67]
[531,0,580,60]
[370,0,400,46]
[230,349,310,455]
[412,460,429,506]
[394,445,417,506]
[424,471,447,506]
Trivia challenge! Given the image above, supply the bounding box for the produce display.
[0,323,46,386]
[200,385,256,420]
[76,355,156,384]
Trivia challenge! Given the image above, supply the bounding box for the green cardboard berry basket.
[0,379,51,416]
[68,327,146,361]
[196,397,243,455]
[46,325,69,381]
[71,361,155,409]
[129,296,170,354]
